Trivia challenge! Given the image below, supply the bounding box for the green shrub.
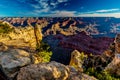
[84,67,120,80]
[36,41,52,63]
[80,52,88,61]
[37,51,52,62]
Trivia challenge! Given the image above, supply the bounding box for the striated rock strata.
[58,32,114,55]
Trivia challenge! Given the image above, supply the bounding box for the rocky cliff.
[0,17,119,80]
[0,43,97,80]
[0,17,100,36]
[0,21,42,50]
[49,32,114,65]
[17,61,97,80]
[104,34,120,77]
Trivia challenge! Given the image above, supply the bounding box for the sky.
[0,0,120,17]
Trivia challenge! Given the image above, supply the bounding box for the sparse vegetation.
[0,22,13,33]
[80,52,88,61]
[84,67,120,80]
[36,50,52,62]
[81,52,120,80]
[35,41,52,63]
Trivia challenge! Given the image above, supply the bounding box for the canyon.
[0,17,120,80]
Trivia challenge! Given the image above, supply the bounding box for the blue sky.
[0,0,120,17]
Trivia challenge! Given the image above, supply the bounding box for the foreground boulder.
[17,61,97,80]
[0,48,31,79]
[17,61,69,80]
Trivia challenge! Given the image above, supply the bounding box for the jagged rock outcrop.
[0,47,31,79]
[1,17,48,27]
[0,17,119,80]
[17,61,97,80]
[1,17,120,38]
[114,34,120,54]
[104,54,120,76]
[104,34,120,76]
[0,25,42,49]
[0,17,101,36]
[69,50,84,72]
[34,24,43,49]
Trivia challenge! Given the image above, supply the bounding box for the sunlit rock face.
[104,34,120,76]
[17,61,69,80]
[0,47,32,79]
[114,34,120,53]
[0,23,42,49]
[104,54,120,76]
[69,50,84,72]
[17,61,97,80]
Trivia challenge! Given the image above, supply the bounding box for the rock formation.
[0,23,42,50]
[17,61,97,80]
[104,54,120,76]
[58,32,114,55]
[104,34,120,76]
[0,17,100,36]
[49,32,114,65]
[114,34,120,54]
[0,44,32,79]
[34,24,42,49]
[69,50,84,72]
[0,44,97,80]
[0,17,119,80]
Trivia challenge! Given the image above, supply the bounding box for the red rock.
[57,32,114,55]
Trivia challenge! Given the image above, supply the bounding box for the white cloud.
[49,10,76,17]
[34,7,50,13]
[96,8,120,13]
[58,0,68,3]
[78,8,120,18]
[16,0,71,16]
[78,12,120,18]
[17,0,69,7]
[80,8,120,14]
[50,2,57,6]
[31,0,69,13]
